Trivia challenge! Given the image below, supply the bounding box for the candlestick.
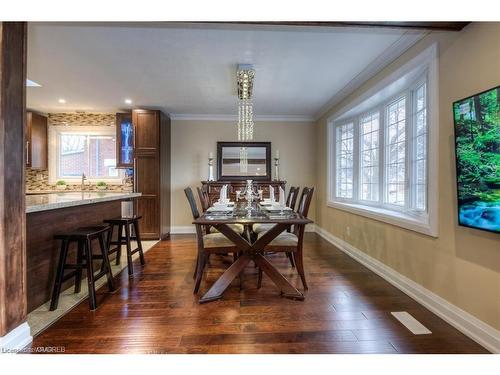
[274,157,280,181]
[208,156,214,181]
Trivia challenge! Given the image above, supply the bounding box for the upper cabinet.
[116,113,134,168]
[26,112,48,170]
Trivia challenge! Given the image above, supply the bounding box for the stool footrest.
[130,247,141,255]
[63,264,84,270]
[61,270,78,282]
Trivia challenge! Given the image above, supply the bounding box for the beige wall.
[315,23,500,329]
[171,120,316,227]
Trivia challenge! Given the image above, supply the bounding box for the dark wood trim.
[198,21,470,31]
[0,22,27,336]
[216,141,271,181]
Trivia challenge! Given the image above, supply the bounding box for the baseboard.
[171,226,196,234]
[172,224,316,235]
[314,225,500,354]
[0,322,33,353]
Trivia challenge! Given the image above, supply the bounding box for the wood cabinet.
[26,112,47,169]
[115,113,133,168]
[201,180,286,204]
[133,109,171,240]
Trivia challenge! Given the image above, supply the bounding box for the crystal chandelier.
[236,65,255,172]
[236,64,255,142]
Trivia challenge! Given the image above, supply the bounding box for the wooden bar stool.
[50,225,116,311]
[104,215,145,277]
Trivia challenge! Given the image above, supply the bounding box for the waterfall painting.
[453,86,500,233]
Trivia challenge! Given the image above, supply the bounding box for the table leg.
[200,254,251,303]
[253,254,304,300]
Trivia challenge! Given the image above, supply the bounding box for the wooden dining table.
[193,202,313,303]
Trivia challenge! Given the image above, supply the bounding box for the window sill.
[50,179,124,186]
[327,200,438,237]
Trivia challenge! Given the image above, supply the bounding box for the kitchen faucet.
[81,173,87,191]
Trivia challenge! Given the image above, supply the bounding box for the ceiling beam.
[201,21,470,31]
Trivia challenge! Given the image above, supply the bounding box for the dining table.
[193,201,313,303]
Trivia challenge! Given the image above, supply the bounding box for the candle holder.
[208,157,214,181]
[273,157,280,181]
[240,179,262,209]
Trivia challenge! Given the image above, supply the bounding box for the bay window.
[332,80,427,209]
[327,47,438,237]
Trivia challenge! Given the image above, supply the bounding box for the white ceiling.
[27,23,426,119]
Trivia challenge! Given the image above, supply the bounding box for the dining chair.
[287,186,300,211]
[184,187,239,293]
[252,186,300,235]
[257,186,315,290]
[196,186,210,212]
[197,185,244,236]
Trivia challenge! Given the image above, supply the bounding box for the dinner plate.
[261,206,293,212]
[259,201,274,206]
[207,206,233,212]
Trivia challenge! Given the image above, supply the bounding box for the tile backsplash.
[26,168,133,192]
[48,112,115,127]
[26,113,133,193]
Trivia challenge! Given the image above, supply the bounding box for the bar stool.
[50,225,115,311]
[104,215,145,277]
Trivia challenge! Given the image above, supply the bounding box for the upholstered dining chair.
[256,186,314,290]
[184,187,239,293]
[252,186,300,235]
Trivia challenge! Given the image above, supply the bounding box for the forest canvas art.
[453,86,500,233]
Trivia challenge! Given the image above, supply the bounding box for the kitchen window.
[49,126,123,184]
[326,43,439,236]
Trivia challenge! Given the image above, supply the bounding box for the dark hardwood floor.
[31,233,489,354]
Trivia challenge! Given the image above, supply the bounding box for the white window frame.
[48,125,124,185]
[327,44,439,237]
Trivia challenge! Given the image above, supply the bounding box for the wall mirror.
[217,142,271,180]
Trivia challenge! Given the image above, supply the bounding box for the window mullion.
[330,122,336,201]
[405,90,412,211]
[353,118,360,202]
[379,104,385,208]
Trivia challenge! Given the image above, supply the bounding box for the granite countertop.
[26,192,142,213]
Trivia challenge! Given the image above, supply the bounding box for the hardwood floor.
[31,233,489,354]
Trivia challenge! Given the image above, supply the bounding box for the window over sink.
[48,125,124,184]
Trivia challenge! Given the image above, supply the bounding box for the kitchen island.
[26,191,141,312]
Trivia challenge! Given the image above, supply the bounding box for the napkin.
[279,187,286,207]
[269,185,275,202]
[219,185,226,202]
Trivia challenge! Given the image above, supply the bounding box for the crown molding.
[314,31,428,121]
[170,113,315,122]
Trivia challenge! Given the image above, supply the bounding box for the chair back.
[292,186,314,240]
[287,186,300,211]
[286,186,295,208]
[197,186,210,212]
[184,187,200,219]
[297,187,314,218]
